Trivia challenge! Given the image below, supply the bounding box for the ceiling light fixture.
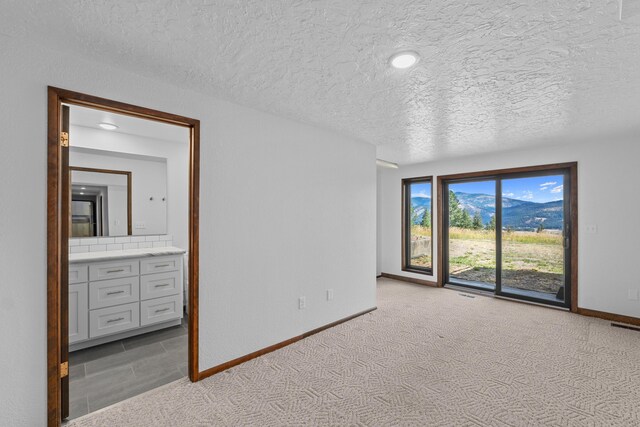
[98,122,118,130]
[376,159,399,169]
[389,51,419,69]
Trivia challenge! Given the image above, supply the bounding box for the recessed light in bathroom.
[98,122,118,130]
[389,51,419,69]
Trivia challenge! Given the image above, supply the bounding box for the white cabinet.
[69,283,88,344]
[70,253,183,350]
[90,302,140,338]
[90,259,139,281]
[141,294,182,327]
[89,276,140,310]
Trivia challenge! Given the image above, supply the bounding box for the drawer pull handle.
[106,290,125,295]
[106,317,125,323]
[154,264,170,268]
[106,269,125,273]
[155,307,170,313]
[154,283,171,288]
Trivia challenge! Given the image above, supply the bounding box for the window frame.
[401,176,434,275]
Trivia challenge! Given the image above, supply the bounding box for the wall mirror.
[71,167,131,237]
[70,147,168,237]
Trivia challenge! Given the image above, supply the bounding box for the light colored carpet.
[67,278,640,426]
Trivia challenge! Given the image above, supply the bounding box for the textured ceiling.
[4,0,640,164]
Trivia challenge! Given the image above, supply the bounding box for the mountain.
[411,197,431,220]
[411,192,563,230]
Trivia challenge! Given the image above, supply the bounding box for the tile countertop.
[69,246,186,264]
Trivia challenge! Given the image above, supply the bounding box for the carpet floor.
[66,278,640,426]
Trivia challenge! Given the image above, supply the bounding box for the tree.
[420,208,431,228]
[449,190,464,227]
[460,209,473,229]
[536,222,545,233]
[472,211,483,230]
[410,204,418,225]
[485,214,496,231]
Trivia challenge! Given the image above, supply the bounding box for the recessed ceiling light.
[79,192,84,195]
[98,122,118,130]
[81,187,86,190]
[389,51,419,69]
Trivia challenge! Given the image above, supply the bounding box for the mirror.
[70,147,168,237]
[71,168,131,237]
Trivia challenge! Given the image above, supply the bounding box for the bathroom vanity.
[68,246,185,351]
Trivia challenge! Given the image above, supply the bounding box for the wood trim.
[47,86,62,427]
[380,272,438,288]
[48,87,198,127]
[401,176,434,275]
[436,162,579,182]
[198,307,377,381]
[188,119,200,382]
[47,87,200,426]
[436,162,579,309]
[436,178,444,287]
[577,308,640,327]
[69,166,133,235]
[569,163,578,313]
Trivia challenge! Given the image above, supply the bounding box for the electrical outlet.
[298,297,306,309]
[327,289,334,301]
[135,221,146,229]
[586,224,598,234]
[628,289,639,301]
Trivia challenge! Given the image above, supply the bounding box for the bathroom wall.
[70,125,189,249]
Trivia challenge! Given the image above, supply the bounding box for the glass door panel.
[500,174,567,303]
[446,180,496,290]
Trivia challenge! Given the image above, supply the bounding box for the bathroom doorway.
[47,87,200,426]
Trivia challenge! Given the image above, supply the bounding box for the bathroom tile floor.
[67,316,188,420]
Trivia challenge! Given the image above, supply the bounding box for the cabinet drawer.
[89,276,140,310]
[140,256,181,275]
[90,259,139,281]
[141,294,182,326]
[90,302,140,338]
[69,283,88,344]
[69,264,88,284]
[140,271,181,301]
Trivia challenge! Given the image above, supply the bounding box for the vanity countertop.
[69,246,186,264]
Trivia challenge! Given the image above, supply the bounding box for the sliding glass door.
[499,173,569,304]
[445,179,496,291]
[444,168,572,308]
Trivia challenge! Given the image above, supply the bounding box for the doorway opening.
[47,88,200,426]
[438,163,577,310]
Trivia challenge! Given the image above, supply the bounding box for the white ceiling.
[69,104,189,143]
[5,1,640,164]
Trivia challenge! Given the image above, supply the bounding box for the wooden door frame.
[47,87,201,426]
[69,166,133,236]
[436,162,578,312]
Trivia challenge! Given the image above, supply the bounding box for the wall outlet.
[135,221,146,229]
[586,224,598,234]
[327,289,334,301]
[628,289,639,301]
[298,297,306,309]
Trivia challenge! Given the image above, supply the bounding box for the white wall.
[0,36,376,426]
[378,136,640,319]
[70,125,189,249]
[70,148,169,236]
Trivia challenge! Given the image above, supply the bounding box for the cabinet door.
[69,283,88,344]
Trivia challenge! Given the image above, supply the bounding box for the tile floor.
[68,317,188,420]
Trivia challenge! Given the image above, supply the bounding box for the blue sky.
[410,182,432,198]
[446,175,564,203]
